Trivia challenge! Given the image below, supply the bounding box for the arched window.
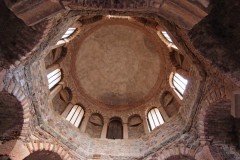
[65,105,84,127]
[158,31,178,49]
[107,117,123,139]
[161,31,173,43]
[172,72,188,97]
[47,68,62,89]
[147,108,164,131]
[61,28,76,39]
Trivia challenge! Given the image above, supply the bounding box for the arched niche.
[107,117,123,139]
[86,113,103,138]
[0,155,11,160]
[44,46,67,68]
[204,100,240,147]
[23,151,62,160]
[169,50,190,76]
[0,91,23,143]
[52,87,72,114]
[128,114,144,139]
[165,155,195,160]
[160,91,180,118]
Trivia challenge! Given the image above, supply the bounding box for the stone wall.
[1,0,240,159]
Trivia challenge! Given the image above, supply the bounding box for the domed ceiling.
[71,20,166,107]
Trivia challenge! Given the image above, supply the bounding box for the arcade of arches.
[0,0,240,159]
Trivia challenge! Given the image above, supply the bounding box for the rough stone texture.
[190,0,240,85]
[0,1,50,69]
[166,155,195,160]
[0,0,240,159]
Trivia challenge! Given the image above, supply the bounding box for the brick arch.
[0,76,32,158]
[196,85,227,139]
[25,141,73,160]
[154,145,196,160]
[0,91,23,143]
[3,79,32,139]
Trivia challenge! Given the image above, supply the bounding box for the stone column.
[143,116,150,134]
[159,107,170,121]
[123,122,128,139]
[80,113,91,133]
[49,83,63,100]
[101,117,109,139]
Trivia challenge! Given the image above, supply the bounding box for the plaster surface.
[74,24,161,106]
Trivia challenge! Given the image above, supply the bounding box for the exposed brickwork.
[23,150,62,160]
[25,141,73,160]
[0,0,239,159]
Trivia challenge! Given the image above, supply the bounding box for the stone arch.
[160,91,180,118]
[197,86,240,158]
[2,80,31,136]
[107,117,123,139]
[196,85,227,139]
[0,91,23,143]
[128,114,145,139]
[23,151,62,160]
[25,141,73,160]
[0,77,32,158]
[157,145,196,160]
[85,113,104,138]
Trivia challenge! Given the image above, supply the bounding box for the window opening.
[158,31,178,49]
[47,68,61,89]
[161,31,173,43]
[147,108,164,131]
[66,105,84,127]
[172,73,188,96]
[61,28,76,39]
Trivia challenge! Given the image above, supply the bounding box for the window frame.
[147,107,164,131]
[170,72,188,99]
[47,68,62,90]
[61,28,77,39]
[65,105,85,128]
